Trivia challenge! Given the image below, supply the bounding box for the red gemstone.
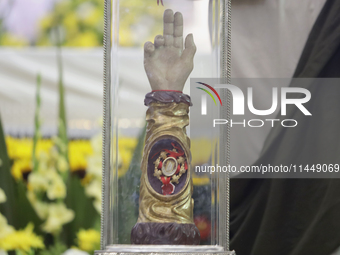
[161,182,175,195]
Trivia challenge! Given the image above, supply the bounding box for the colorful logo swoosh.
[196,82,223,106]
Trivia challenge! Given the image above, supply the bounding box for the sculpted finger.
[182,34,196,60]
[163,9,174,47]
[144,41,155,57]
[174,12,183,49]
[154,35,165,48]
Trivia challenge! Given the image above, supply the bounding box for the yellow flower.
[117,137,138,178]
[39,15,54,30]
[85,133,102,200]
[27,172,49,192]
[33,202,49,220]
[0,214,14,240]
[0,189,6,204]
[57,155,69,173]
[69,152,87,172]
[86,157,101,179]
[36,140,54,157]
[69,140,93,172]
[84,179,101,214]
[63,12,79,34]
[5,136,15,159]
[83,8,102,27]
[90,133,102,153]
[0,223,44,252]
[6,137,31,159]
[46,174,66,200]
[42,203,74,234]
[76,2,95,21]
[84,180,101,202]
[93,199,101,214]
[65,31,99,47]
[36,152,50,173]
[0,33,28,46]
[192,176,210,186]
[6,137,53,161]
[191,139,212,166]
[77,229,100,252]
[190,139,212,186]
[11,158,31,181]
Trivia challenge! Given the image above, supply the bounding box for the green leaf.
[0,116,42,232]
[118,125,146,243]
[32,74,42,173]
[56,36,68,156]
[55,31,69,184]
[14,181,43,232]
[39,241,67,255]
[0,115,15,224]
[62,175,99,246]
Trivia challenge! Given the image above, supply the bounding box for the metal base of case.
[95,252,236,255]
[94,245,236,255]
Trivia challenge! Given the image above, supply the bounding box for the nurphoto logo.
[196,83,312,128]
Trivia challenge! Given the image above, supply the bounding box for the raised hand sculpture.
[130,9,200,245]
[144,9,196,91]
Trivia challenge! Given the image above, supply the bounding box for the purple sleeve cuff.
[144,91,192,106]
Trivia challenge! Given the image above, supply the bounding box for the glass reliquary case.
[96,0,234,254]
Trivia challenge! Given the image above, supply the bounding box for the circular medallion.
[162,157,178,176]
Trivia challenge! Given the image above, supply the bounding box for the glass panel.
[105,0,228,251]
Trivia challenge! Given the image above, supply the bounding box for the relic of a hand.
[132,10,200,246]
[144,9,196,92]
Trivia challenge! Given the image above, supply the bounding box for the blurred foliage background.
[0,0,163,47]
[37,0,104,47]
[0,0,213,254]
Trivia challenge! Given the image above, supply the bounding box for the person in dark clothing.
[230,0,340,254]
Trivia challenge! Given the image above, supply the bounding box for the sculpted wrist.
[144,90,192,106]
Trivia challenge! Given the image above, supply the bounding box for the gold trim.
[136,102,194,224]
